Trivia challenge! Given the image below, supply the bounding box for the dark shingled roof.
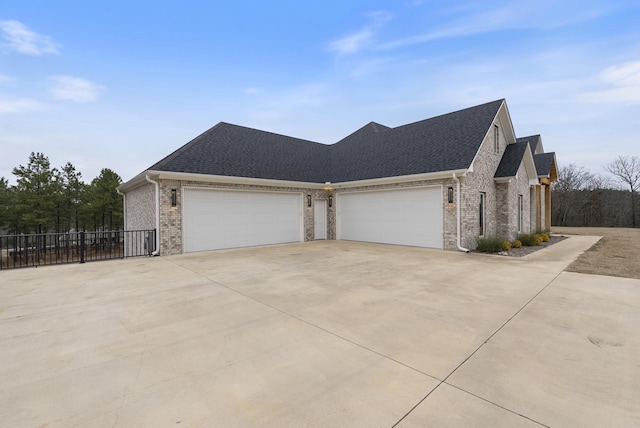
[147,123,331,183]
[534,152,556,177]
[517,135,541,153]
[494,141,530,178]
[147,99,506,184]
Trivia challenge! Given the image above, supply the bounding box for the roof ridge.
[392,99,505,131]
[217,122,325,146]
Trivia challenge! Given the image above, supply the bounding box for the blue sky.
[1,0,639,184]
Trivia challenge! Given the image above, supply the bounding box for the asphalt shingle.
[534,152,556,177]
[494,141,530,178]
[146,99,506,183]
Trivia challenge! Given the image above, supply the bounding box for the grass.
[552,227,640,280]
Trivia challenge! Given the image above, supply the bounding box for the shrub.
[535,230,551,242]
[512,239,522,248]
[476,236,509,253]
[533,234,544,245]
[517,233,539,246]
[501,240,512,251]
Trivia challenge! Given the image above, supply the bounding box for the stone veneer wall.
[124,183,155,231]
[123,183,156,256]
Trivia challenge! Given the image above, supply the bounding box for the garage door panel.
[183,189,302,252]
[338,187,442,249]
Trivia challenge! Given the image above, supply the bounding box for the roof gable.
[534,152,558,181]
[494,141,538,184]
[517,135,543,154]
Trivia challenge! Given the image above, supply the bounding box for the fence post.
[80,231,85,264]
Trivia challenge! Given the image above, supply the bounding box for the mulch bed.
[473,235,568,257]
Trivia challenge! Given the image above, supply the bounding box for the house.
[117,99,557,255]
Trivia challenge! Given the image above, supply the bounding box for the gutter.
[452,173,470,253]
[145,174,160,256]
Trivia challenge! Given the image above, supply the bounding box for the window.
[517,194,523,233]
[479,192,486,236]
[494,125,499,153]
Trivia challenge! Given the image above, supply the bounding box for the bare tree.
[605,155,640,228]
[552,164,594,226]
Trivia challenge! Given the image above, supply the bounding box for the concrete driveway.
[1,236,638,427]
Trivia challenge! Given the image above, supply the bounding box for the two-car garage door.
[182,186,443,253]
[337,187,443,249]
[183,189,302,253]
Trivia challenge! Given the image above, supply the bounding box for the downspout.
[116,188,128,257]
[452,173,470,253]
[145,174,160,256]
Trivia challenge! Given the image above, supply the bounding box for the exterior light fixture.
[328,195,333,207]
[447,187,454,204]
[171,189,177,207]
[307,194,312,207]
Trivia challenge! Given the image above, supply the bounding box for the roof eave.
[333,169,469,189]
[117,171,151,192]
[148,170,329,189]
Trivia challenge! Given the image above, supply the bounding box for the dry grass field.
[552,227,640,279]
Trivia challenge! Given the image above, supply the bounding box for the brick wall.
[461,118,507,249]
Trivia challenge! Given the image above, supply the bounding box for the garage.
[337,186,443,248]
[183,188,303,252]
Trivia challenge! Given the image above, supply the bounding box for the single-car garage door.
[183,189,303,252]
[337,186,443,248]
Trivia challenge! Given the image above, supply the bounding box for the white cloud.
[0,97,46,114]
[329,11,393,55]
[0,20,60,56]
[49,76,105,103]
[583,61,640,104]
[380,1,613,50]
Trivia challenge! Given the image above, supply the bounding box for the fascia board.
[117,172,150,192]
[151,170,327,189]
[332,169,468,189]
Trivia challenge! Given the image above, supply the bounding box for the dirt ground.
[551,227,640,279]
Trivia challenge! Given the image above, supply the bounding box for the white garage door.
[337,187,443,248]
[183,189,303,252]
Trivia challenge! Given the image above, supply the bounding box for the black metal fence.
[0,230,156,270]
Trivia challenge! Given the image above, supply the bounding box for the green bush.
[501,240,512,251]
[517,233,539,246]
[476,236,509,253]
[512,239,522,248]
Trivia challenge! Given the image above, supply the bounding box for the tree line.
[552,155,640,228]
[0,152,124,235]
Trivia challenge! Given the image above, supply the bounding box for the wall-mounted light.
[307,194,312,207]
[328,195,333,207]
[447,187,454,204]
[171,189,177,207]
